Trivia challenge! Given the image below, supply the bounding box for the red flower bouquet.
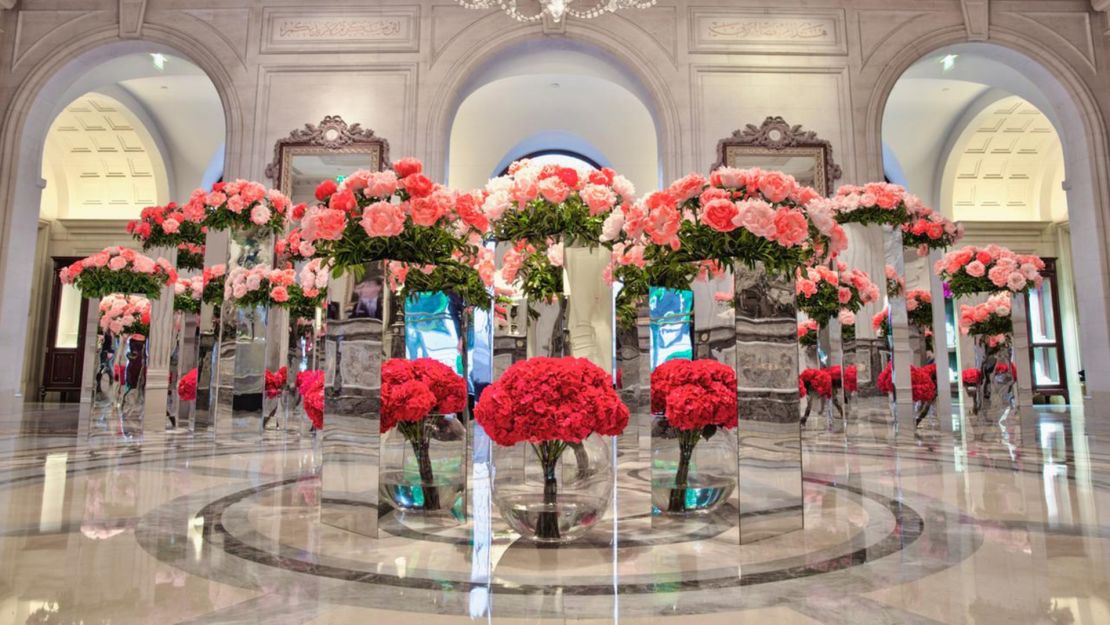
[177,367,198,402]
[174,276,203,313]
[826,365,858,395]
[648,358,736,513]
[872,307,892,339]
[962,368,982,387]
[795,261,880,326]
[59,246,176,300]
[935,244,1044,297]
[475,356,628,537]
[265,367,287,400]
[994,362,1017,377]
[800,368,833,399]
[296,369,324,430]
[912,364,937,403]
[877,362,895,395]
[381,358,468,511]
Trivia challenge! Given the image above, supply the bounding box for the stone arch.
[0,24,242,402]
[865,27,1110,404]
[423,18,681,187]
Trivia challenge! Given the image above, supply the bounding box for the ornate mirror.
[265,115,390,205]
[712,116,842,196]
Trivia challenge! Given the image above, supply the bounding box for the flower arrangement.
[178,367,198,402]
[827,365,858,394]
[265,367,287,400]
[798,319,819,347]
[173,276,203,313]
[474,356,628,539]
[794,261,880,326]
[905,288,933,330]
[872,306,891,338]
[127,202,208,270]
[799,367,833,399]
[381,358,468,510]
[648,358,737,514]
[274,227,315,265]
[935,245,1044,297]
[885,264,905,297]
[98,293,151,337]
[994,362,1017,377]
[193,180,292,234]
[958,292,1013,338]
[224,264,326,315]
[611,168,847,326]
[962,368,982,386]
[177,242,205,271]
[296,369,324,430]
[59,246,176,299]
[202,264,226,305]
[832,182,914,227]
[876,362,937,403]
[298,158,485,271]
[901,205,963,256]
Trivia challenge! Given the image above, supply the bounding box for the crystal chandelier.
[457,0,656,22]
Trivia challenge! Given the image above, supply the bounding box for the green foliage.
[176,249,205,271]
[174,294,200,313]
[203,209,284,235]
[967,314,1013,337]
[72,267,165,300]
[321,222,465,276]
[202,277,225,306]
[493,196,605,247]
[834,204,909,227]
[400,260,491,310]
[135,220,205,253]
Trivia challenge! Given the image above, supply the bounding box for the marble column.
[143,246,175,433]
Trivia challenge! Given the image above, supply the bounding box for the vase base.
[495,493,608,544]
[650,479,735,516]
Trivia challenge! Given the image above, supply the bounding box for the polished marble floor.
[1,402,1108,624]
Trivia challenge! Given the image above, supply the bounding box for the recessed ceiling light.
[150,53,166,71]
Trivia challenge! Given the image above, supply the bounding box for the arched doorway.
[878,41,1110,406]
[445,39,661,194]
[0,41,231,404]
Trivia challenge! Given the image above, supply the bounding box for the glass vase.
[492,433,612,544]
[650,417,737,515]
[379,413,467,519]
[113,333,148,439]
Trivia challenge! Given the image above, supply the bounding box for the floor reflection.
[0,402,1107,623]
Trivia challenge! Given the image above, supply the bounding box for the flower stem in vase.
[400,420,441,511]
[668,428,702,513]
[533,440,568,541]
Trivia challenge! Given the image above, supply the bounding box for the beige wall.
[1,0,1110,404]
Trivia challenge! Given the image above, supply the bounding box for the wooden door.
[40,257,88,401]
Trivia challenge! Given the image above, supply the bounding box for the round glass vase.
[650,416,737,516]
[492,433,613,544]
[378,413,467,520]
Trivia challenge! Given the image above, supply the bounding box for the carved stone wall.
[1,0,1110,404]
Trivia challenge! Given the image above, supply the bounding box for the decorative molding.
[854,10,936,68]
[12,10,107,70]
[961,0,989,41]
[1092,0,1110,35]
[260,6,419,53]
[264,115,390,189]
[688,8,846,55]
[712,116,842,196]
[1005,11,1097,73]
[119,0,146,38]
[180,8,251,66]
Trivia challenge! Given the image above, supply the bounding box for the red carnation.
[177,367,198,402]
[265,367,287,399]
[650,359,737,430]
[401,173,434,199]
[800,368,833,399]
[328,189,357,214]
[296,369,325,430]
[962,368,982,386]
[393,157,423,179]
[315,179,338,201]
[556,166,579,189]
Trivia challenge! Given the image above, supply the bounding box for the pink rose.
[108,256,128,271]
[232,283,248,299]
[581,184,617,216]
[736,199,776,240]
[270,286,289,303]
[409,196,446,227]
[361,201,405,237]
[797,279,817,298]
[612,175,635,200]
[600,210,625,242]
[251,204,272,226]
[162,218,180,234]
[366,171,399,199]
[667,173,706,202]
[302,208,347,241]
[537,177,569,204]
[838,287,852,304]
[987,265,1010,288]
[772,208,808,247]
[546,242,565,268]
[1007,272,1027,291]
[133,255,156,274]
[702,198,738,233]
[758,171,796,203]
[838,310,856,326]
[965,260,986,277]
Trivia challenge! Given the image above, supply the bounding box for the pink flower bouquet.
[901,204,963,256]
[225,264,325,317]
[905,288,933,330]
[832,182,914,227]
[885,264,905,297]
[127,202,207,270]
[934,245,1044,297]
[59,246,176,299]
[98,293,151,337]
[173,275,204,313]
[192,180,292,234]
[958,292,1014,338]
[794,261,880,326]
[201,264,226,305]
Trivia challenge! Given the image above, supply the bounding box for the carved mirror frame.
[265,115,391,196]
[712,116,842,196]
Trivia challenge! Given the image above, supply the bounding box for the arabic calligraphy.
[705,18,831,41]
[275,17,405,41]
